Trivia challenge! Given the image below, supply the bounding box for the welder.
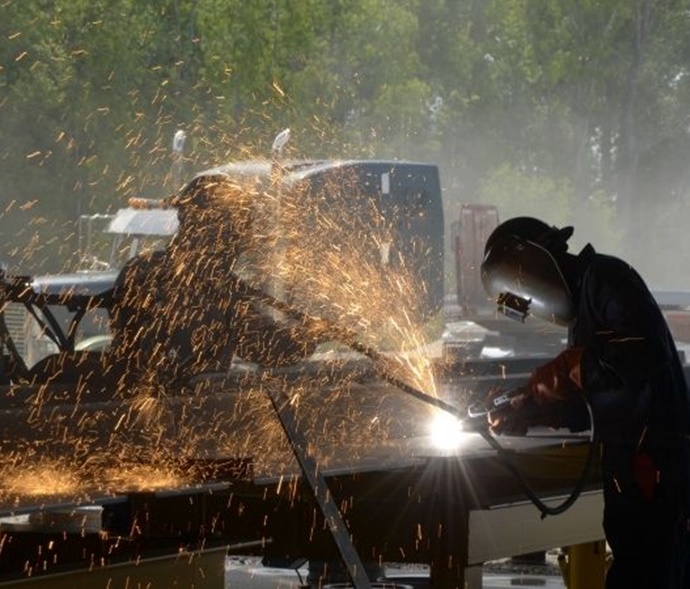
[480,216,690,589]
[110,174,326,390]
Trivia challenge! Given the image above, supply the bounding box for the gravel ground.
[225,556,567,588]
[481,553,566,588]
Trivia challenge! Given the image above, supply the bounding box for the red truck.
[451,203,500,317]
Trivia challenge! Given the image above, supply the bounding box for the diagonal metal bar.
[264,382,371,589]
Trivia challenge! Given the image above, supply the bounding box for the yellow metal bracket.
[558,540,608,589]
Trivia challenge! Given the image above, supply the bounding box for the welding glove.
[524,348,584,405]
[488,348,585,435]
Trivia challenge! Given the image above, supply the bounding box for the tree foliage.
[1,0,690,283]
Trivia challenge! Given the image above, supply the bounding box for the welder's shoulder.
[584,253,655,307]
[588,252,627,272]
[586,253,646,287]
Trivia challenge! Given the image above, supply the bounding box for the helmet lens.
[481,235,574,326]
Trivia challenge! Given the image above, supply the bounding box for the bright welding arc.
[235,273,597,518]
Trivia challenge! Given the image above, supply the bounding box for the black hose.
[473,396,597,519]
[235,275,597,518]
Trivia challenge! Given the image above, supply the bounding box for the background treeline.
[2,0,690,288]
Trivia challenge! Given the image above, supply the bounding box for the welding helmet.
[480,217,575,326]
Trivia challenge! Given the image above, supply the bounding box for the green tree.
[3,0,690,283]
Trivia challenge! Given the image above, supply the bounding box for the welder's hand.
[486,385,574,435]
[484,349,586,436]
[487,388,531,436]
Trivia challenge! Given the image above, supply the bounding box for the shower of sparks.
[0,5,457,510]
[245,166,441,394]
[105,464,182,492]
[0,148,446,511]
[3,460,81,497]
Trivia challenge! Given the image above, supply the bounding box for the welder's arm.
[523,347,584,405]
[579,261,672,393]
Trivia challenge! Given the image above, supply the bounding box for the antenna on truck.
[171,129,187,190]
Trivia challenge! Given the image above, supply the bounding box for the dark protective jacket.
[570,244,690,507]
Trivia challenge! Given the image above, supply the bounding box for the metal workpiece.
[0,355,601,588]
